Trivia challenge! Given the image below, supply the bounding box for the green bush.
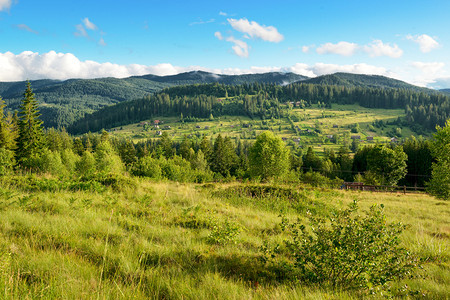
[301,171,343,188]
[207,218,242,245]
[76,151,96,177]
[263,201,418,290]
[0,148,15,176]
[131,156,162,180]
[38,149,67,176]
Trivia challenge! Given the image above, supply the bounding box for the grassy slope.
[109,104,414,153]
[0,179,448,299]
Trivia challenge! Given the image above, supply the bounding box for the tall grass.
[0,177,447,299]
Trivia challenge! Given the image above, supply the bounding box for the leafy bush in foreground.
[263,201,419,291]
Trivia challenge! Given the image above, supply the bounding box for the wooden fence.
[343,182,426,194]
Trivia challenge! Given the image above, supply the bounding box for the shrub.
[301,171,343,188]
[131,156,162,180]
[0,148,15,176]
[263,201,418,291]
[76,151,96,177]
[95,141,124,174]
[207,218,242,245]
[38,149,67,176]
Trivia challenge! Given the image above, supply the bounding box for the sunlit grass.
[0,179,447,299]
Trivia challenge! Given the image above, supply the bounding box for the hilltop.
[302,73,435,92]
[0,71,446,129]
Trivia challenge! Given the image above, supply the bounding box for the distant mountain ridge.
[301,73,435,93]
[0,71,443,128]
[440,88,450,95]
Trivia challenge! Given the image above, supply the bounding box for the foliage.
[427,161,450,200]
[16,82,45,169]
[366,145,408,186]
[265,201,419,290]
[94,141,124,174]
[427,120,450,199]
[131,156,162,179]
[0,97,15,150]
[75,151,97,177]
[207,218,242,245]
[0,148,15,176]
[249,131,290,180]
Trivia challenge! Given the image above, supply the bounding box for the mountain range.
[0,71,445,128]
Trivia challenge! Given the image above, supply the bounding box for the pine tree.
[0,97,15,150]
[16,82,46,168]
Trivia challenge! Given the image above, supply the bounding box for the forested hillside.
[0,72,307,128]
[69,81,450,134]
[302,73,435,92]
[2,71,447,130]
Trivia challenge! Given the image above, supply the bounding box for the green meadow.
[0,178,448,299]
[108,104,416,154]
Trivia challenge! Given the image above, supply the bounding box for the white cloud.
[215,32,249,57]
[82,18,98,30]
[74,24,88,37]
[226,37,249,58]
[189,18,215,26]
[219,11,227,16]
[98,37,107,47]
[316,41,358,56]
[227,18,284,42]
[363,40,403,58]
[310,63,390,76]
[75,19,106,46]
[302,46,310,53]
[0,51,410,85]
[214,31,223,40]
[429,77,450,89]
[0,0,12,11]
[0,51,196,81]
[410,61,445,75]
[406,34,439,53]
[14,24,39,34]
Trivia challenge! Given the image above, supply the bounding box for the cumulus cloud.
[0,51,400,83]
[0,0,12,11]
[406,34,439,53]
[82,17,98,30]
[227,18,283,42]
[315,40,403,58]
[316,42,358,56]
[14,24,39,34]
[363,40,403,58]
[0,51,198,81]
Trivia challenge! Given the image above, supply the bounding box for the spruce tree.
[0,97,15,150]
[16,82,45,167]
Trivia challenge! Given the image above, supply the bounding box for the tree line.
[1,82,448,199]
[69,82,450,134]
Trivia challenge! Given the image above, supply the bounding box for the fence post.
[403,185,406,194]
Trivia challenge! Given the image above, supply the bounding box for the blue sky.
[1,0,449,88]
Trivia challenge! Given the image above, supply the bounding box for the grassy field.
[106,104,419,153]
[0,178,448,299]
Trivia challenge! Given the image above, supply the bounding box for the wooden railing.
[343,182,426,194]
